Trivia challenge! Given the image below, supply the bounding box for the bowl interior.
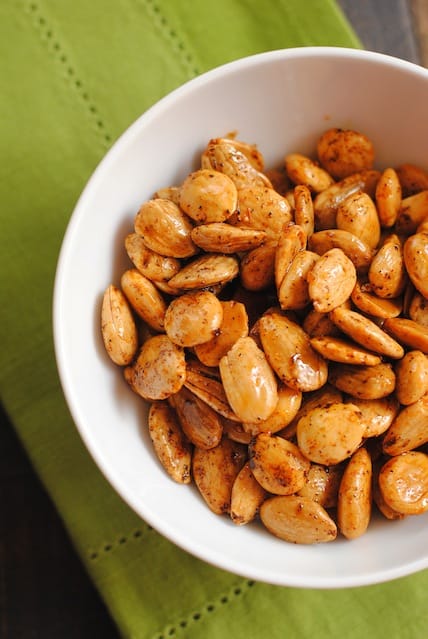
[54,47,428,588]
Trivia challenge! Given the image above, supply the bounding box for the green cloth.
[1,1,427,638]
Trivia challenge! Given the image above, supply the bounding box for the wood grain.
[411,0,428,65]
[338,0,421,64]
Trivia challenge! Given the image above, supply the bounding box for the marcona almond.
[395,190,428,235]
[264,166,290,196]
[328,362,396,399]
[372,463,406,520]
[154,185,181,204]
[230,462,267,525]
[240,242,276,291]
[348,396,399,438]
[296,402,365,465]
[260,495,337,544]
[131,334,186,400]
[259,309,328,392]
[368,234,408,299]
[383,317,428,353]
[403,232,428,299]
[309,228,374,272]
[148,402,192,484]
[170,386,223,450]
[192,438,247,514]
[395,163,428,197]
[134,198,197,258]
[222,419,252,445]
[183,360,239,422]
[317,128,375,180]
[234,185,292,239]
[284,153,334,192]
[164,290,223,347]
[378,452,428,515]
[275,223,307,289]
[409,292,428,328]
[125,233,180,282]
[337,447,372,539]
[194,300,248,367]
[307,247,356,312]
[243,383,302,436]
[310,336,382,366]
[219,336,278,423]
[121,268,167,332]
[351,280,402,318]
[152,279,185,296]
[101,284,138,366]
[395,350,428,405]
[202,140,271,190]
[297,463,343,508]
[375,167,402,228]
[179,169,238,223]
[191,222,267,254]
[278,384,343,441]
[417,218,428,233]
[336,191,380,249]
[278,250,319,310]
[313,170,380,230]
[168,253,239,290]
[249,433,310,495]
[216,137,265,171]
[329,306,404,359]
[382,394,428,455]
[293,184,314,237]
[303,308,342,338]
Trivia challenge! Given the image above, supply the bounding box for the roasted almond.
[191,222,267,253]
[168,253,239,290]
[259,309,328,392]
[329,306,404,359]
[337,447,372,539]
[309,229,374,272]
[148,402,192,483]
[101,284,138,366]
[328,362,396,399]
[179,169,238,223]
[230,462,267,525]
[317,128,375,180]
[170,386,223,450]
[249,433,310,495]
[307,248,356,312]
[219,336,278,423]
[134,198,197,258]
[121,268,167,332]
[336,190,380,249]
[234,185,292,239]
[310,336,381,366]
[296,402,366,465]
[260,495,337,544]
[193,438,247,514]
[378,452,428,515]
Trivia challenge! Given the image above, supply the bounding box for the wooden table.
[1,1,427,637]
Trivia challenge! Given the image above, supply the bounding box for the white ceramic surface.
[54,47,428,589]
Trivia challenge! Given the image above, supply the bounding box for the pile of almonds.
[101,129,428,544]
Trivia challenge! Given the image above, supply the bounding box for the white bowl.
[54,47,428,589]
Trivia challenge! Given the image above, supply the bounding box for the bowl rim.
[53,46,428,589]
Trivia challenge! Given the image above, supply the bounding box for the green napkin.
[1,1,427,637]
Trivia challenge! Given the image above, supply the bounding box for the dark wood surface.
[0,403,119,638]
[1,2,426,638]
